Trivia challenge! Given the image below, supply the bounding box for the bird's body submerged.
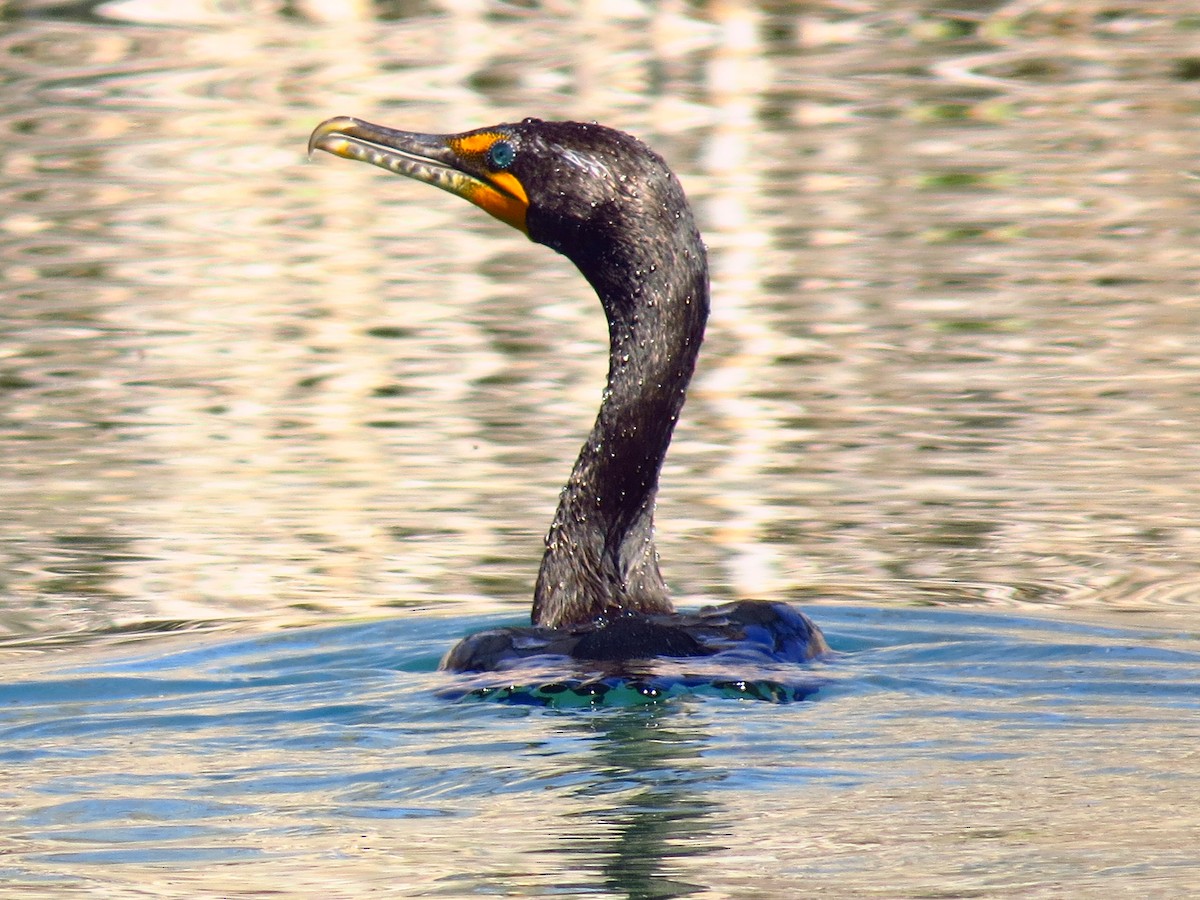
[441,599,828,673]
[309,115,827,691]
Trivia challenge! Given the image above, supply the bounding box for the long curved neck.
[532,217,709,628]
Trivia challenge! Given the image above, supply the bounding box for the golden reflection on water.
[3,6,1200,897]
[2,1,1200,637]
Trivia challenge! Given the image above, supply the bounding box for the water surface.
[2,0,1199,895]
[4,607,1198,897]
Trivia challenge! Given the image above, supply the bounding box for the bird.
[308,116,828,685]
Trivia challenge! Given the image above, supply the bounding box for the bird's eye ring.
[488,140,516,170]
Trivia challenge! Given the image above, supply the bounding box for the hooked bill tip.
[308,116,362,159]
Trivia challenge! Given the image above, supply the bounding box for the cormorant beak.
[308,116,530,235]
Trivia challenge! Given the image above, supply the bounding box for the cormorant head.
[309,116,708,630]
[308,116,695,272]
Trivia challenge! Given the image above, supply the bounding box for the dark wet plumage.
[308,116,828,678]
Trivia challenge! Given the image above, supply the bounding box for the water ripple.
[0,606,1196,893]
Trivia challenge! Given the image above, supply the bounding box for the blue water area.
[1,606,1197,896]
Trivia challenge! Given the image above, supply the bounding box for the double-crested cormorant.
[308,116,828,685]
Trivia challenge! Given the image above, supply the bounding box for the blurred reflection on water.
[1,1,1200,893]
[6,2,1200,635]
[4,1,1199,634]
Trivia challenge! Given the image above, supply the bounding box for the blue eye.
[488,140,515,169]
